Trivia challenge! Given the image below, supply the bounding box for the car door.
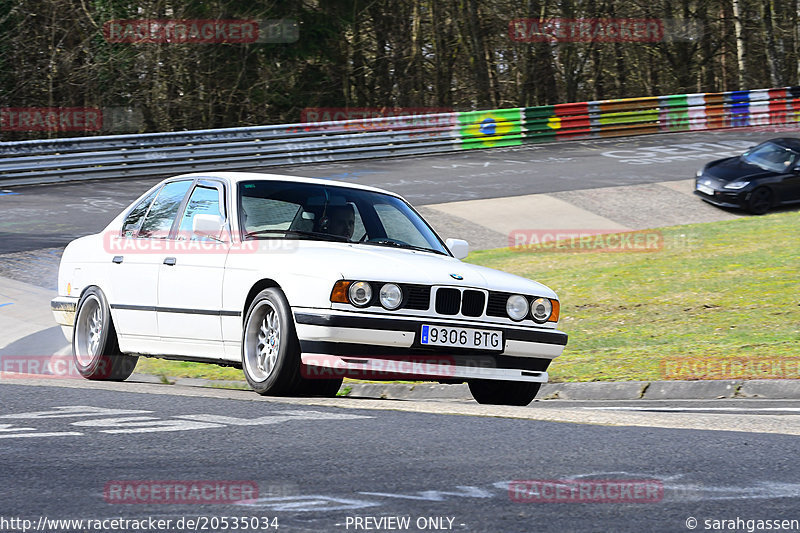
[783,161,800,202]
[156,179,231,359]
[107,179,193,346]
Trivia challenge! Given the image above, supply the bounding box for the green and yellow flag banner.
[458,109,523,149]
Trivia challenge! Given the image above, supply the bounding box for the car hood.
[281,242,558,299]
[704,156,774,182]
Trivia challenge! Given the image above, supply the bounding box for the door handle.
[112,256,123,264]
[163,257,177,266]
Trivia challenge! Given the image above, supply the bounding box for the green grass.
[135,358,244,382]
[134,210,800,384]
[467,210,800,382]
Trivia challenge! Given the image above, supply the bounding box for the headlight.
[506,295,529,321]
[723,180,750,190]
[531,297,553,323]
[379,283,403,310]
[696,169,703,178]
[348,281,372,307]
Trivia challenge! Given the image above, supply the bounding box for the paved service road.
[0,128,789,254]
[2,379,800,533]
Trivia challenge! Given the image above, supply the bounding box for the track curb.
[129,374,800,401]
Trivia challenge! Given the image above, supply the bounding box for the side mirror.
[445,238,469,260]
[192,214,228,242]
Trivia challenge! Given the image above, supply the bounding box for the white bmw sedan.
[51,172,568,405]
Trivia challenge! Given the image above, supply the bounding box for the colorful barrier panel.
[458,108,524,149]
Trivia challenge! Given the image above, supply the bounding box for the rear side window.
[138,180,193,239]
[122,189,159,237]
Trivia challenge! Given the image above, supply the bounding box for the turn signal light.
[330,280,352,303]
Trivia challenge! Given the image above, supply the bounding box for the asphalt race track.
[2,380,800,533]
[2,127,800,532]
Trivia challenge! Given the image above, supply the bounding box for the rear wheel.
[468,380,540,406]
[746,186,773,215]
[72,287,138,381]
[241,288,303,395]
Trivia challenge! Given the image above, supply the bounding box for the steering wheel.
[366,237,410,246]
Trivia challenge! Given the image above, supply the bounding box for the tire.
[468,380,541,406]
[298,376,344,397]
[241,288,303,395]
[72,287,138,381]
[746,186,773,215]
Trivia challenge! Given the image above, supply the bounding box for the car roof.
[765,137,800,151]
[167,171,402,198]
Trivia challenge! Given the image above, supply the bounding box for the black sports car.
[694,137,800,214]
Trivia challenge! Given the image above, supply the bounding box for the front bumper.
[51,296,78,341]
[293,309,567,382]
[693,189,746,209]
[694,177,748,209]
[51,296,78,326]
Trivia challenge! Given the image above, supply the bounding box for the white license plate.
[420,325,503,350]
[697,184,714,195]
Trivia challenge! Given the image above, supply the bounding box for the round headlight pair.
[348,281,403,310]
[506,295,553,323]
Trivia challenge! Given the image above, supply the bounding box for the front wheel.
[468,380,541,406]
[72,287,138,381]
[241,288,303,395]
[746,187,773,215]
[298,377,344,397]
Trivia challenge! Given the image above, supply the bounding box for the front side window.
[177,184,224,241]
[742,142,800,173]
[238,180,447,255]
[138,180,193,239]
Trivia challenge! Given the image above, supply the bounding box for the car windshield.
[238,180,448,255]
[741,142,800,173]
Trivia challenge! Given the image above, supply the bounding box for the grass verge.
[469,209,800,382]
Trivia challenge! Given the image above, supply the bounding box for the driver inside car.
[319,204,355,240]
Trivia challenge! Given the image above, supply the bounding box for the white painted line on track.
[584,407,800,412]
[4,378,800,436]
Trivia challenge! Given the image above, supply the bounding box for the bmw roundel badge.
[450,273,464,280]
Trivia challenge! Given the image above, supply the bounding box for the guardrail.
[2,86,799,186]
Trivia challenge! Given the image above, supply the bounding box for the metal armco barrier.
[1,87,799,186]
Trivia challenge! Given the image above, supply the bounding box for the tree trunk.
[762,0,782,85]
[732,0,746,88]
[461,0,492,107]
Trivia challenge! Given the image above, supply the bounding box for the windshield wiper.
[245,229,349,242]
[362,239,447,256]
